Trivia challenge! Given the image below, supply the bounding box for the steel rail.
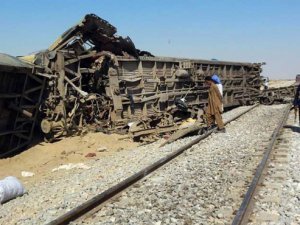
[47,104,259,225]
[231,104,291,225]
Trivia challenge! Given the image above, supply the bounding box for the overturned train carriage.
[34,52,263,143]
[98,56,263,140]
[30,15,264,143]
[33,15,263,142]
[0,54,45,157]
[0,14,272,157]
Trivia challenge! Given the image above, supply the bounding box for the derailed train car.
[0,54,45,157]
[0,14,288,157]
[25,14,263,142]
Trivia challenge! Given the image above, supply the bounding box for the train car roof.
[0,53,33,71]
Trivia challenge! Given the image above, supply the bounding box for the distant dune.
[269,79,295,88]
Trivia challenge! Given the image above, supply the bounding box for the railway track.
[44,104,293,225]
[233,105,299,225]
[46,105,258,225]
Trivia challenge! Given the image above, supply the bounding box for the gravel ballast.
[77,104,287,225]
[248,112,300,224]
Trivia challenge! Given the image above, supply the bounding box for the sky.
[0,0,299,79]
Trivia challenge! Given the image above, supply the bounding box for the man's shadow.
[284,125,300,133]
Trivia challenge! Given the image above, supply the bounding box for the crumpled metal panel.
[48,14,139,58]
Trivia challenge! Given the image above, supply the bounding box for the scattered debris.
[179,118,197,129]
[96,147,108,152]
[85,153,97,158]
[160,123,203,147]
[87,141,96,148]
[61,150,67,155]
[21,171,35,177]
[163,134,171,140]
[52,163,90,172]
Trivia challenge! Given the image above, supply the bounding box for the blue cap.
[211,74,221,84]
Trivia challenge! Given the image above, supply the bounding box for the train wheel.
[260,97,274,105]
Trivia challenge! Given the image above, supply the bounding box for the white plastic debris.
[0,176,26,204]
[127,122,134,127]
[21,171,35,177]
[52,163,90,172]
[179,118,196,129]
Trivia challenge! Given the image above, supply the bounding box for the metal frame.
[0,66,46,158]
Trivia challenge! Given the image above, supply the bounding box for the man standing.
[204,76,225,133]
[211,74,223,112]
[293,74,300,124]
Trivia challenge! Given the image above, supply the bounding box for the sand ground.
[0,132,138,187]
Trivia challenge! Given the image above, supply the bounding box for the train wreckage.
[0,14,295,157]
